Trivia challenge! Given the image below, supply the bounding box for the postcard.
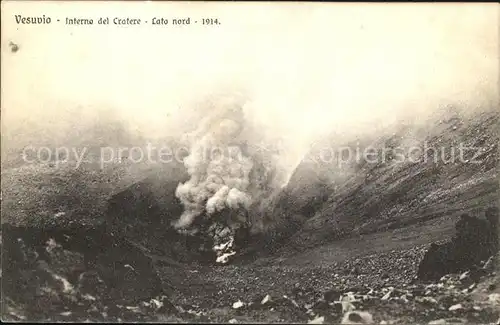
[1,1,499,323]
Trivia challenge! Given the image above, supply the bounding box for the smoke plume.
[173,95,258,231]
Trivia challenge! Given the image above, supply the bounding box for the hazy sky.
[2,2,498,172]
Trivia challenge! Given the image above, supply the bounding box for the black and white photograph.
[1,2,499,323]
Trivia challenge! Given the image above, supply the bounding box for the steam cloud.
[173,96,256,231]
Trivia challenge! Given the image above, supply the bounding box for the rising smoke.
[172,93,286,229]
[173,95,253,230]
[172,94,287,262]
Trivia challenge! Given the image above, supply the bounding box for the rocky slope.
[266,108,499,253]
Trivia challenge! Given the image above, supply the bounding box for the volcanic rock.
[1,222,172,320]
[417,207,499,281]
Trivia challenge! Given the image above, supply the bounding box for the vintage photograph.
[1,2,499,323]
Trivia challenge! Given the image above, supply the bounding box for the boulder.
[417,207,499,281]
